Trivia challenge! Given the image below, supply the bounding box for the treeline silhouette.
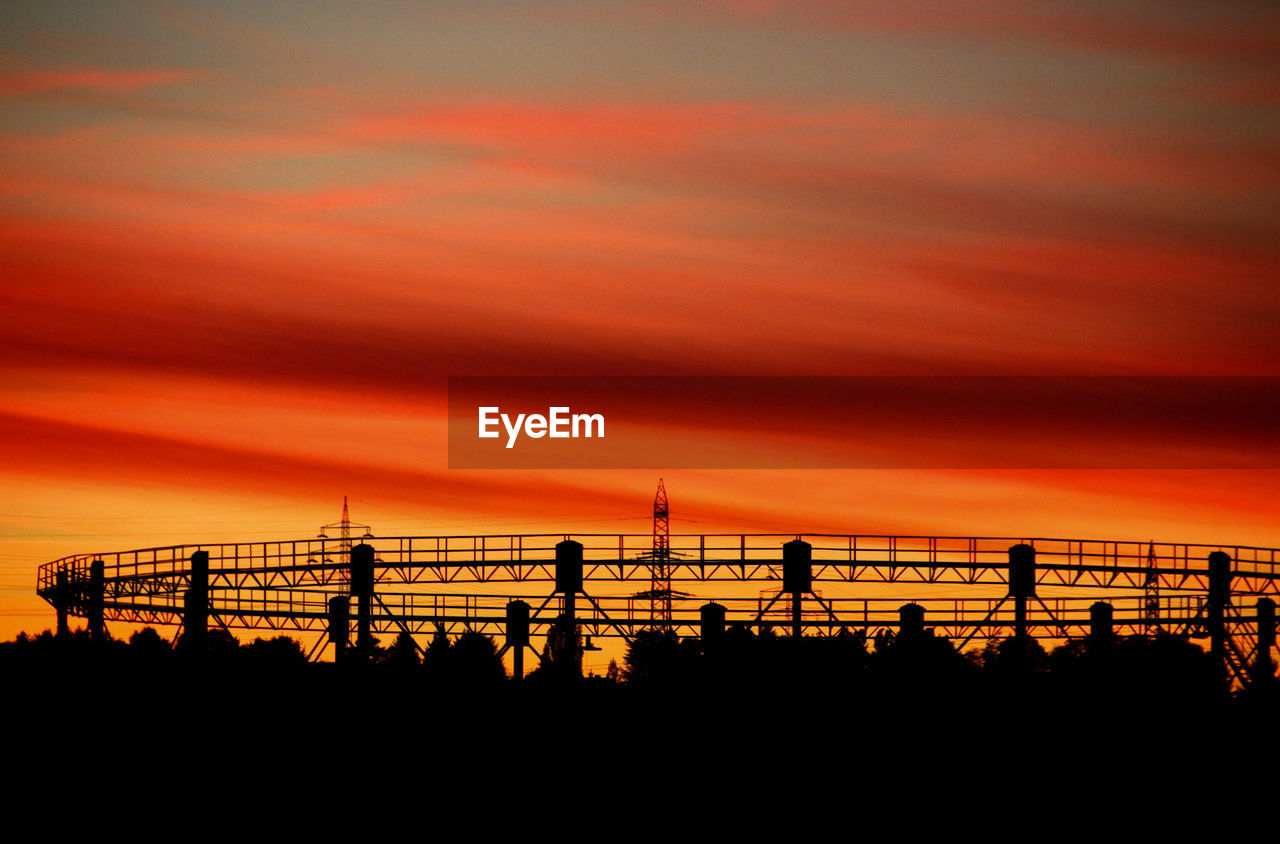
[619,623,1248,713]
[6,622,1272,706]
[5,621,1274,761]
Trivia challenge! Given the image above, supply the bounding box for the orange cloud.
[646,1,1280,64]
[0,68,198,97]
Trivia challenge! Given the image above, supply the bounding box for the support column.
[555,539,583,677]
[1008,544,1036,649]
[183,550,209,653]
[1255,597,1275,684]
[55,569,70,637]
[328,595,350,665]
[783,539,812,639]
[350,544,375,663]
[1089,601,1113,650]
[88,560,105,641]
[506,599,530,680]
[1207,551,1231,666]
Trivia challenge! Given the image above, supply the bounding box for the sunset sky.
[2,2,1279,646]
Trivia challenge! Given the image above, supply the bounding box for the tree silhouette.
[534,612,582,680]
[244,635,307,666]
[380,631,420,669]
[423,627,451,675]
[623,627,696,686]
[128,627,171,662]
[982,635,1048,674]
[1049,632,1221,709]
[129,627,169,653]
[420,628,504,683]
[450,630,505,683]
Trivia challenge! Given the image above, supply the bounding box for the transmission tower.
[628,479,688,628]
[650,478,671,626]
[1143,540,1161,634]
[318,496,372,593]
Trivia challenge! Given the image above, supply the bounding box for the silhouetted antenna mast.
[318,496,372,593]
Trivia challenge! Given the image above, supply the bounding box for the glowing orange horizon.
[2,3,1278,644]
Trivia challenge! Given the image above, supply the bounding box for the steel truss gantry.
[38,533,1280,686]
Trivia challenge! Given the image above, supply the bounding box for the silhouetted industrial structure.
[1144,540,1160,634]
[629,478,683,629]
[36,501,1280,689]
[317,496,371,594]
[650,478,671,624]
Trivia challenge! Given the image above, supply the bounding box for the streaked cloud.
[1,3,1277,638]
[0,67,198,96]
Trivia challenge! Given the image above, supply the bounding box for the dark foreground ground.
[6,630,1275,828]
[6,627,1276,757]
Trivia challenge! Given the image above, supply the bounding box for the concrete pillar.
[783,539,812,639]
[1207,551,1231,664]
[88,560,105,641]
[55,569,70,637]
[350,544,375,662]
[506,599,531,680]
[1089,601,1113,649]
[899,602,925,642]
[328,595,349,664]
[1008,544,1036,648]
[1255,597,1275,683]
[183,550,209,651]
